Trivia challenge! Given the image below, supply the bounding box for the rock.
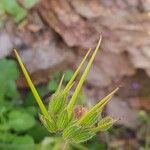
[106,97,139,128]
[129,97,150,111]
[95,51,135,77]
[37,0,150,79]
[87,64,111,87]
[127,46,150,77]
[0,31,13,58]
[146,69,150,77]
[127,47,150,69]
[70,0,106,19]
[37,0,99,48]
[17,39,75,88]
[77,50,135,87]
[141,0,150,11]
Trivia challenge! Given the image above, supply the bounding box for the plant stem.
[63,141,68,150]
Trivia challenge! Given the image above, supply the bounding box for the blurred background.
[0,0,150,150]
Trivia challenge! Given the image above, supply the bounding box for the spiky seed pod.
[15,37,118,146]
[39,114,57,133]
[73,105,88,119]
[48,91,67,114]
[57,109,70,130]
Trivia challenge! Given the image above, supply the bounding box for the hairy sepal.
[57,109,70,130]
[40,114,57,133]
[93,116,117,132]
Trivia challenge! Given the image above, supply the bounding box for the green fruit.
[48,91,67,114]
[63,125,79,139]
[63,124,95,143]
[79,111,99,127]
[57,110,70,130]
[71,128,95,143]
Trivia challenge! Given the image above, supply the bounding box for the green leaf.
[25,106,39,116]
[11,135,34,150]
[85,136,106,150]
[53,71,62,80]
[6,80,19,99]
[0,58,19,101]
[27,123,49,143]
[0,58,19,80]
[22,0,38,9]
[71,143,89,150]
[8,110,36,132]
[0,132,16,143]
[1,0,27,22]
[24,87,46,106]
[47,80,58,92]
[64,70,74,82]
[67,37,102,118]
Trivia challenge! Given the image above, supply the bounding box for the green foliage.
[139,111,150,150]
[0,0,27,22]
[0,0,38,22]
[83,136,106,150]
[24,86,46,107]
[47,80,58,92]
[0,58,48,149]
[27,123,49,143]
[8,110,36,132]
[0,59,19,102]
[11,135,34,150]
[47,69,74,93]
[22,0,38,9]
[64,70,74,82]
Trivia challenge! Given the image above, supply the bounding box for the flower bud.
[73,105,88,119]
